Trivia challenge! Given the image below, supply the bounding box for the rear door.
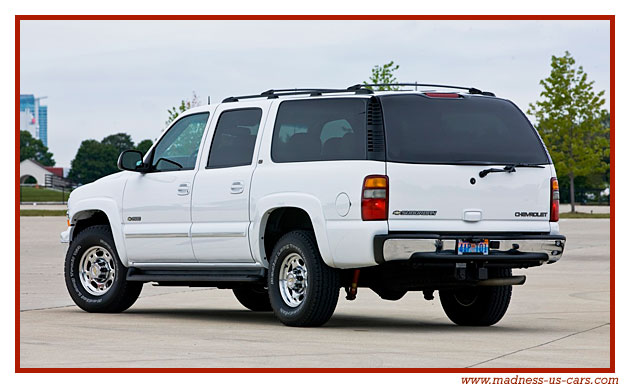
[190,102,269,263]
[380,94,553,233]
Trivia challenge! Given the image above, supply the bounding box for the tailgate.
[387,162,553,232]
[379,93,553,233]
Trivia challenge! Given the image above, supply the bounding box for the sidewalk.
[20,203,68,211]
[559,204,610,214]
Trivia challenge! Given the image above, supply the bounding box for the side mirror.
[117,150,145,172]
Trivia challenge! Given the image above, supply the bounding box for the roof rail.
[222,87,373,103]
[221,83,495,103]
[348,83,495,96]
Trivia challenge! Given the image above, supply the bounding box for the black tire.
[439,268,513,326]
[64,225,143,313]
[268,230,340,327]
[233,285,272,312]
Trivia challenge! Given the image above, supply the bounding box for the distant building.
[19,94,48,146]
[20,159,70,187]
[38,105,48,146]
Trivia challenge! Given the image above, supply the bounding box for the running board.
[126,266,266,285]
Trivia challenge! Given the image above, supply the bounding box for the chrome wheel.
[279,253,308,308]
[79,246,116,296]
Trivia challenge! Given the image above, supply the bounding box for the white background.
[2,1,624,387]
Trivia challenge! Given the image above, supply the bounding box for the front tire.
[64,225,142,313]
[268,230,340,327]
[233,285,272,312]
[439,268,512,326]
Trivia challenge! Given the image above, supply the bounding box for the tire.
[64,225,142,313]
[268,230,340,327]
[439,268,513,326]
[233,285,272,312]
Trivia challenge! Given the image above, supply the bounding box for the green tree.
[101,133,135,155]
[165,91,201,128]
[364,61,401,90]
[528,51,609,212]
[20,130,55,166]
[136,139,153,155]
[67,140,119,185]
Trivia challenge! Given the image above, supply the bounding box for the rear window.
[271,99,367,163]
[379,95,550,165]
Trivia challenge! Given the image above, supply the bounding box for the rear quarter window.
[271,99,367,163]
[379,95,550,165]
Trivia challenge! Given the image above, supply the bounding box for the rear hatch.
[379,93,553,233]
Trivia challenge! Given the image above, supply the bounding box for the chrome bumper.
[60,227,72,243]
[377,234,566,264]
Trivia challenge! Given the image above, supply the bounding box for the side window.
[152,113,209,171]
[271,99,367,163]
[207,108,263,169]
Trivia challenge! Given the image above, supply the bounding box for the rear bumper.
[374,233,566,266]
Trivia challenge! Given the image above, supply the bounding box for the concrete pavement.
[19,217,610,368]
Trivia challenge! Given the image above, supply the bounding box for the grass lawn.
[20,209,67,217]
[560,212,610,219]
[20,186,70,202]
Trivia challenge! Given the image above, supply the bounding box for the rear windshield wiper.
[479,163,545,178]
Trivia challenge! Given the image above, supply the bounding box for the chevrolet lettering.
[515,211,549,217]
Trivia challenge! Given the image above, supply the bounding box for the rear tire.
[64,225,142,313]
[439,268,512,326]
[233,285,272,312]
[268,230,340,327]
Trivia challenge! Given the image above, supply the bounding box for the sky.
[20,20,611,167]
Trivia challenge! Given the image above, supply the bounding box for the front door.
[122,112,210,263]
[191,104,268,262]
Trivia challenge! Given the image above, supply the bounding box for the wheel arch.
[69,198,128,266]
[251,194,333,267]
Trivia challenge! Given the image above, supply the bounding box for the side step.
[126,266,266,287]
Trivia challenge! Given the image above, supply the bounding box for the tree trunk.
[569,172,576,213]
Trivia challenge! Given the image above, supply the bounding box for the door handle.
[177,183,190,196]
[230,181,244,194]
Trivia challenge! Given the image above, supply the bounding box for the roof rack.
[222,87,373,103]
[222,83,495,103]
[348,83,495,96]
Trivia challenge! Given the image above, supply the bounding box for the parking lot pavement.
[19,217,610,368]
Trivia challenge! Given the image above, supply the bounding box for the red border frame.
[15,14,615,373]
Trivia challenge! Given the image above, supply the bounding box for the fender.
[250,192,334,267]
[70,197,129,266]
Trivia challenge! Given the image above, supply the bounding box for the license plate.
[457,239,489,255]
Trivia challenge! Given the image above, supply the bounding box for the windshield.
[379,94,550,165]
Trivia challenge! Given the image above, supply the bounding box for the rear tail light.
[550,177,560,222]
[362,175,388,221]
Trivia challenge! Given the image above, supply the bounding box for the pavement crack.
[20,304,75,312]
[466,322,610,368]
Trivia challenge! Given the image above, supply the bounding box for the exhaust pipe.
[477,275,526,286]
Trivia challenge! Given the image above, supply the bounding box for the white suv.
[61,83,566,327]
